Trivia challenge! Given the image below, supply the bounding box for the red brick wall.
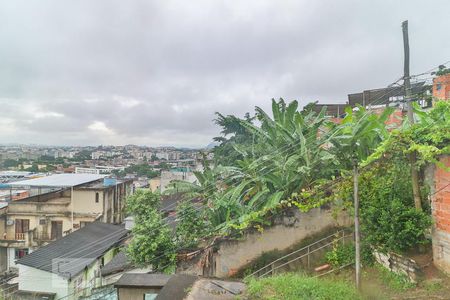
[433,156,450,231]
[430,155,450,273]
[433,74,450,100]
[371,107,405,129]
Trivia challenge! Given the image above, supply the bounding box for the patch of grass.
[245,273,362,300]
[375,264,415,291]
[423,279,443,292]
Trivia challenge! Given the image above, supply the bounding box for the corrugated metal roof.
[17,222,128,278]
[9,174,105,187]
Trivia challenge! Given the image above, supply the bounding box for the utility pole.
[353,161,361,290]
[402,20,422,211]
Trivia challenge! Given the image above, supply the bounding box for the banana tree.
[222,99,337,212]
[330,106,393,289]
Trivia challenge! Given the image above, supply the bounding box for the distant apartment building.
[168,152,181,160]
[91,151,105,160]
[156,152,169,160]
[75,166,125,175]
[0,174,133,272]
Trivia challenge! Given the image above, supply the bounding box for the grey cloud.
[0,0,449,146]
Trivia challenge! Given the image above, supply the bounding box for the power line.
[5,66,445,298]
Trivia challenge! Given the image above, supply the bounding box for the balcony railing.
[15,233,25,240]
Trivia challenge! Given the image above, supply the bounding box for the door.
[15,219,29,240]
[51,221,63,240]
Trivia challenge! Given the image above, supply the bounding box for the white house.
[16,222,129,299]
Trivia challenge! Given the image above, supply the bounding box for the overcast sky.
[0,0,449,147]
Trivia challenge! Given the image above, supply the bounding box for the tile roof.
[17,222,128,279]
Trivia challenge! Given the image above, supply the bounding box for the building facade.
[0,175,133,272]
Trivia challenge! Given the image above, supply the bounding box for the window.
[51,221,63,240]
[95,192,99,203]
[80,221,90,228]
[144,294,157,300]
[15,248,29,259]
[15,219,29,240]
[436,83,442,91]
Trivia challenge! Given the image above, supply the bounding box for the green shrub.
[325,243,355,268]
[125,190,176,272]
[335,158,432,253]
[246,273,362,300]
[175,200,206,249]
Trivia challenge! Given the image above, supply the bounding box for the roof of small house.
[155,274,199,300]
[115,273,172,288]
[101,251,131,276]
[9,174,105,188]
[17,222,128,279]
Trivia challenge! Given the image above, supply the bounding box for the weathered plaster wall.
[178,206,351,278]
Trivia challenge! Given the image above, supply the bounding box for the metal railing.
[247,229,353,279]
[14,233,25,240]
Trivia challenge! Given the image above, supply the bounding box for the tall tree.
[125,190,176,272]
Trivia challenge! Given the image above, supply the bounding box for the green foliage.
[175,200,206,249]
[376,264,415,291]
[325,243,355,268]
[212,99,338,233]
[367,101,450,168]
[126,189,160,215]
[25,163,39,173]
[2,159,19,168]
[125,190,176,271]
[330,105,393,168]
[212,112,255,166]
[245,273,362,300]
[434,64,450,76]
[423,279,443,292]
[114,163,159,178]
[360,161,431,253]
[334,158,432,253]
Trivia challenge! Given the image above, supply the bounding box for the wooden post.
[402,20,422,211]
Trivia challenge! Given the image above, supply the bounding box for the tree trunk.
[410,152,422,210]
[353,163,361,290]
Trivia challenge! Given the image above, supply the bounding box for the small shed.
[114,273,171,300]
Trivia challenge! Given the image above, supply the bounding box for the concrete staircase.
[247,229,353,279]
